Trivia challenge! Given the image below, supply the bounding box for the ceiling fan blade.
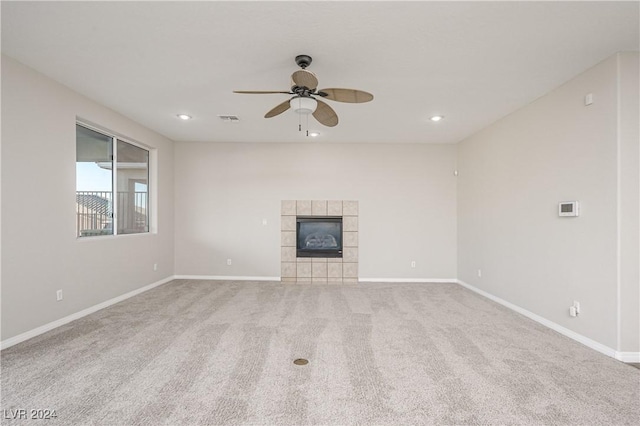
[317,88,374,103]
[234,90,291,94]
[265,99,291,118]
[313,99,339,127]
[291,70,318,90]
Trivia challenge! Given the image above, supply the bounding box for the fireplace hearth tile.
[343,216,358,232]
[312,262,328,278]
[281,200,296,216]
[281,262,296,278]
[297,262,312,278]
[296,257,311,263]
[343,278,358,285]
[312,278,328,284]
[327,257,342,263]
[311,200,328,216]
[281,277,297,283]
[328,263,343,278]
[296,200,312,215]
[296,278,312,284]
[343,200,358,216]
[343,248,358,263]
[281,231,296,247]
[344,231,358,247]
[281,247,296,262]
[311,258,328,263]
[281,215,296,231]
[343,262,358,278]
[280,262,297,278]
[327,200,343,216]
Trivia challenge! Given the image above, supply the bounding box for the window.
[76,124,150,237]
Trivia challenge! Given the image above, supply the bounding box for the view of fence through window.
[76,124,149,237]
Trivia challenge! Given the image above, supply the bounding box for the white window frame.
[76,120,155,238]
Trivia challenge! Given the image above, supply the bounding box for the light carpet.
[1,280,639,425]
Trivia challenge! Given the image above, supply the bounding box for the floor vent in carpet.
[293,358,309,365]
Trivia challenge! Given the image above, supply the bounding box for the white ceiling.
[2,1,638,144]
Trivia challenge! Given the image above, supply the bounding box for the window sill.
[76,231,156,241]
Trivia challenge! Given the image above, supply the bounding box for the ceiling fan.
[233,54,373,128]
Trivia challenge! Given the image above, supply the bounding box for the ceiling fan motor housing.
[295,54,312,69]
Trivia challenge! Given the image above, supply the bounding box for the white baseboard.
[456,280,622,360]
[359,278,458,283]
[615,352,640,363]
[0,275,175,350]
[177,276,458,284]
[173,275,280,281]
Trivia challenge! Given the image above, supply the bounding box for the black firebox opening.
[296,216,343,258]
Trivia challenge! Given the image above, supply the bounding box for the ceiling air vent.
[218,115,240,122]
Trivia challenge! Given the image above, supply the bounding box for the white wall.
[174,142,457,280]
[1,55,175,341]
[457,53,639,352]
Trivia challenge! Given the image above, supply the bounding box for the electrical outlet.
[569,306,577,317]
[56,290,63,301]
[477,269,482,278]
[227,259,232,266]
[573,300,580,314]
[153,263,158,271]
[411,261,416,268]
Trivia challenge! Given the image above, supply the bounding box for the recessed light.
[309,131,320,137]
[430,115,444,122]
[177,114,192,120]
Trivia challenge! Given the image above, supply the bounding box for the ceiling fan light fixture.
[177,114,192,120]
[309,131,320,137]
[290,97,317,114]
[430,115,444,122]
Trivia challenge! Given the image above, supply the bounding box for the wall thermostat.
[558,201,579,217]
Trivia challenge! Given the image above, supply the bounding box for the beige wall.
[619,52,640,353]
[174,142,457,280]
[2,51,636,357]
[457,53,639,352]
[1,55,175,341]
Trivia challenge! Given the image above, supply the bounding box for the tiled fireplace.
[281,200,358,284]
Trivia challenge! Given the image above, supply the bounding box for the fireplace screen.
[296,216,343,258]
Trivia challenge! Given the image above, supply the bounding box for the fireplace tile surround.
[281,200,358,284]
